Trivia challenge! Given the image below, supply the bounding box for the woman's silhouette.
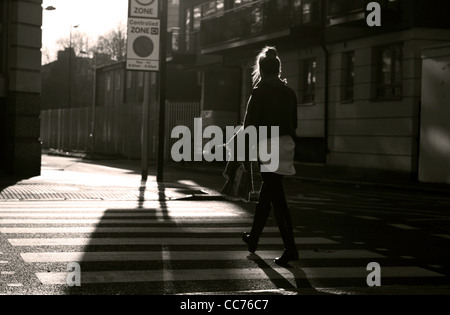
[242,46,299,266]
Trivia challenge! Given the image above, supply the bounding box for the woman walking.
[242,46,299,266]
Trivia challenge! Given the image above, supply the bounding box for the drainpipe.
[321,0,330,162]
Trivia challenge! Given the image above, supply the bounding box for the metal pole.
[157,0,167,182]
[142,71,151,181]
[69,26,72,111]
[91,56,97,158]
[68,25,78,152]
[68,26,72,151]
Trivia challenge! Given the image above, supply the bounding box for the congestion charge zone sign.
[126,18,160,71]
[129,0,159,18]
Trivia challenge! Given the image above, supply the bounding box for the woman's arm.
[243,89,260,128]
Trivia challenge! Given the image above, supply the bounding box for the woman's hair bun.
[265,48,278,59]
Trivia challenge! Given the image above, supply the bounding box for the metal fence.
[40,101,201,161]
[164,101,202,161]
[40,107,92,154]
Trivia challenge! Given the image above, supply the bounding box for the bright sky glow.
[42,0,129,64]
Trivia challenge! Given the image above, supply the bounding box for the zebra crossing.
[0,199,448,295]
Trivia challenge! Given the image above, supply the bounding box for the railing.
[199,0,320,49]
[41,101,201,161]
[175,0,402,56]
[164,101,201,161]
[327,0,365,18]
[327,0,400,19]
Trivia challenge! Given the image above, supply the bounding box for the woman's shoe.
[242,232,257,253]
[274,248,299,266]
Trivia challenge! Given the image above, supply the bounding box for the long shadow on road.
[62,178,176,295]
[58,175,326,295]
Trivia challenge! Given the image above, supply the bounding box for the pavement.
[0,153,222,202]
[1,150,449,201]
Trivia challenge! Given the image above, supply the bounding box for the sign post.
[127,0,165,181]
[156,0,167,183]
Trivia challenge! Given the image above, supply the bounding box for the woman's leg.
[244,180,272,251]
[260,172,298,264]
[261,173,297,250]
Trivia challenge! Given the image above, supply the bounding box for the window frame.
[184,8,192,52]
[300,58,316,105]
[373,43,403,101]
[340,50,355,103]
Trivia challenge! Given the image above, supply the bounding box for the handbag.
[220,160,254,202]
[220,125,257,202]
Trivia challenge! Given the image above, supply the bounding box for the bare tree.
[93,22,127,62]
[56,30,92,57]
[41,46,52,65]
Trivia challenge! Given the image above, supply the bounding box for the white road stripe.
[35,266,445,285]
[0,212,242,218]
[0,200,245,211]
[388,224,419,230]
[0,208,236,213]
[9,236,337,246]
[0,218,253,224]
[0,226,280,234]
[21,250,383,263]
[0,204,246,217]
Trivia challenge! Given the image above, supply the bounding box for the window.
[185,8,191,52]
[374,43,402,99]
[193,5,202,31]
[202,0,224,19]
[233,0,253,8]
[301,58,316,104]
[341,51,355,102]
[292,0,317,25]
[250,4,263,33]
[302,1,313,23]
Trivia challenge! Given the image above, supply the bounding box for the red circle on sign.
[135,0,155,6]
[133,36,154,58]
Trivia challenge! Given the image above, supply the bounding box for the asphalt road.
[1,155,449,298]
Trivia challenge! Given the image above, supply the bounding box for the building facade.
[0,0,43,178]
[168,0,450,182]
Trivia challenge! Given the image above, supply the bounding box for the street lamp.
[42,4,59,148]
[68,24,79,151]
[80,50,97,158]
[68,24,79,110]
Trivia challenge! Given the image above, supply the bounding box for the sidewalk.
[291,162,450,193]
[172,159,450,194]
[1,151,449,202]
[0,153,223,202]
